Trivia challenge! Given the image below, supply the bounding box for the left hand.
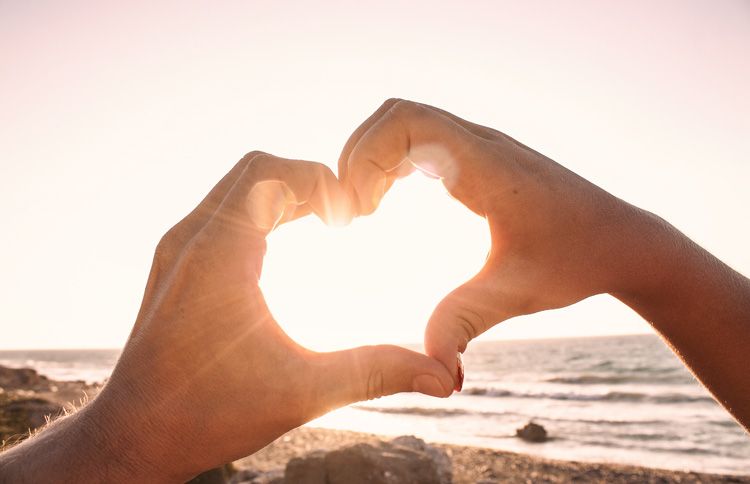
[80,152,453,481]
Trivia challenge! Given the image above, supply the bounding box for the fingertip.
[311,168,356,227]
[325,195,355,227]
[412,374,452,398]
[424,329,461,391]
[350,185,377,217]
[348,162,386,217]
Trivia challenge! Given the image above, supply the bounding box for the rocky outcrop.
[0,365,98,446]
[323,441,445,484]
[188,464,238,484]
[231,435,451,484]
[230,468,284,484]
[284,450,327,484]
[3,398,62,429]
[0,365,52,391]
[229,435,452,484]
[389,435,452,483]
[0,396,63,443]
[516,422,548,443]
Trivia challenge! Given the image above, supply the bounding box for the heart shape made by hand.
[261,175,489,353]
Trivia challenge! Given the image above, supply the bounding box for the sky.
[1,0,748,350]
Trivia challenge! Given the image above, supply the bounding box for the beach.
[1,363,748,483]
[236,426,749,484]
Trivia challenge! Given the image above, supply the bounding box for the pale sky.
[1,0,748,350]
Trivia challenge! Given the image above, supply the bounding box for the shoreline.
[1,364,748,482]
[236,426,749,483]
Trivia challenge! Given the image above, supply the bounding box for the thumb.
[424,274,518,392]
[313,345,454,409]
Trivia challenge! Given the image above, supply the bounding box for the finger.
[414,101,505,141]
[138,152,266,325]
[338,99,404,216]
[345,100,485,215]
[311,345,454,410]
[423,273,519,391]
[338,98,401,182]
[208,154,353,242]
[338,98,499,183]
[419,102,548,160]
[165,151,266,250]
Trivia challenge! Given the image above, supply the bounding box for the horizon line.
[0,331,655,352]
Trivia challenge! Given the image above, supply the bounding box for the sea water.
[1,334,748,474]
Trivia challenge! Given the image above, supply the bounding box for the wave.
[353,405,684,432]
[551,417,665,427]
[580,439,717,456]
[544,373,690,385]
[546,375,630,384]
[352,405,503,418]
[461,387,715,404]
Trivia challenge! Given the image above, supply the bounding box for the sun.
[260,175,490,352]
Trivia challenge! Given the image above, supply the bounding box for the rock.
[283,435,452,484]
[6,398,62,429]
[0,366,51,391]
[516,422,548,443]
[230,469,284,484]
[284,450,327,484]
[228,469,259,483]
[390,435,452,483]
[188,463,236,483]
[251,469,284,484]
[0,396,63,445]
[326,442,439,484]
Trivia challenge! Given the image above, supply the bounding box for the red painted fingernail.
[455,352,464,392]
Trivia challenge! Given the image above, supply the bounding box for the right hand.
[86,152,454,481]
[339,99,645,389]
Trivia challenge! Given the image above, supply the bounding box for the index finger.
[207,154,353,244]
[343,100,484,215]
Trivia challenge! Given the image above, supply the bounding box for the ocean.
[1,334,748,475]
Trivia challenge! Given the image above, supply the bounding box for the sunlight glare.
[260,175,490,352]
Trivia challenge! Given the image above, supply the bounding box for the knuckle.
[246,153,282,179]
[382,97,404,110]
[366,367,385,401]
[389,98,421,119]
[241,150,267,163]
[309,161,332,179]
[309,160,328,172]
[249,152,276,169]
[447,304,485,347]
[233,151,268,175]
[361,346,386,401]
[154,225,181,262]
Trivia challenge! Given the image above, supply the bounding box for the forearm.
[0,396,167,483]
[612,208,750,430]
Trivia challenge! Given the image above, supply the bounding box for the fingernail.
[455,353,464,392]
[412,374,447,397]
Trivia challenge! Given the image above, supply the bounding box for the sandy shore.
[236,427,749,483]
[1,365,748,483]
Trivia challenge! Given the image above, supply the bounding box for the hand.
[339,99,640,387]
[338,98,750,432]
[0,152,453,482]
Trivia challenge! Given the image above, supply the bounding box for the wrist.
[79,390,174,482]
[0,387,179,483]
[0,400,163,483]
[604,204,693,304]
